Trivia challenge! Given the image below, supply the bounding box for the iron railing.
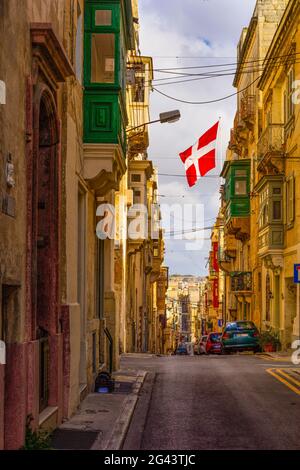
[257,124,284,161]
[230,272,252,292]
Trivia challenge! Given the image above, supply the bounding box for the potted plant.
[259,328,281,352]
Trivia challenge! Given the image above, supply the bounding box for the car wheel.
[222,347,230,355]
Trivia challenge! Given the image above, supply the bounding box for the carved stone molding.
[30,23,74,89]
[263,253,284,272]
[84,143,127,195]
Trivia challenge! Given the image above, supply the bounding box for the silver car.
[198,335,208,355]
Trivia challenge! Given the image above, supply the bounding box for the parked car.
[193,339,201,355]
[206,332,222,354]
[198,335,208,355]
[221,321,260,354]
[176,343,188,355]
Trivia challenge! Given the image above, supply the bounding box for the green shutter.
[84,1,128,149]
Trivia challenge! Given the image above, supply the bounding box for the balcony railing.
[230,272,252,293]
[218,248,231,264]
[257,124,284,161]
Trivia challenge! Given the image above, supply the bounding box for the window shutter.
[284,91,287,124]
[289,175,295,223]
[287,174,295,225]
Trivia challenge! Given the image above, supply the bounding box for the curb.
[100,370,147,451]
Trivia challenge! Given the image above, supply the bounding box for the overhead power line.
[164,225,223,236]
[153,75,261,105]
[150,51,300,72]
[158,173,222,178]
[137,57,300,88]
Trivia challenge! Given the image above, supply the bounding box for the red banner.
[213,279,219,309]
[212,242,219,272]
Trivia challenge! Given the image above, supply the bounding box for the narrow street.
[123,355,300,450]
[2,0,300,455]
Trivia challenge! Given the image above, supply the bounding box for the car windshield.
[209,333,221,342]
[225,322,256,331]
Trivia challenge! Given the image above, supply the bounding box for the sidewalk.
[52,369,147,450]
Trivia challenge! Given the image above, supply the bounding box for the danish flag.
[179,121,219,187]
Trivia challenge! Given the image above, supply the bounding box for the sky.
[138,0,257,276]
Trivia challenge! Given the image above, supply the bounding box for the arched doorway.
[33,87,60,413]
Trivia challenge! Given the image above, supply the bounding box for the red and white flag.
[179,121,219,187]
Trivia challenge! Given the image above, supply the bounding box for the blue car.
[176,344,188,355]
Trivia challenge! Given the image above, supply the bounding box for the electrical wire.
[158,173,222,178]
[158,193,219,197]
[153,60,299,78]
[149,61,300,88]
[164,225,223,236]
[152,75,262,105]
[151,51,300,72]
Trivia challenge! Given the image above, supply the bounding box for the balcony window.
[131,173,141,182]
[91,33,115,83]
[285,67,295,123]
[221,160,250,220]
[95,10,112,26]
[256,176,285,252]
[235,169,247,177]
[133,190,141,204]
[262,204,269,227]
[286,174,295,226]
[272,200,281,220]
[133,77,145,103]
[235,180,247,195]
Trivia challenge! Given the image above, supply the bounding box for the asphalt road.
[122,354,300,450]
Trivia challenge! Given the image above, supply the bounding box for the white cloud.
[139,0,257,274]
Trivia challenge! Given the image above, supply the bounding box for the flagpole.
[218,116,223,180]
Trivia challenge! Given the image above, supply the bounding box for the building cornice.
[31,23,74,87]
[83,143,127,194]
[233,17,258,88]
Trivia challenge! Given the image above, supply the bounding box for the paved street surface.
[122,354,300,450]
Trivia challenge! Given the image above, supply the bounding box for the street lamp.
[127,110,181,132]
